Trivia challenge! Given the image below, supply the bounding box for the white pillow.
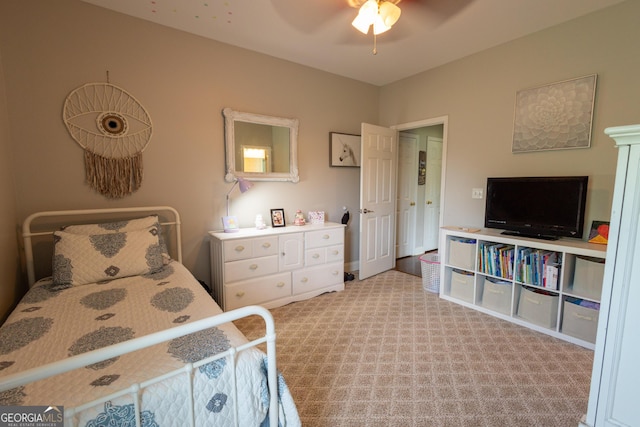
[52,225,164,286]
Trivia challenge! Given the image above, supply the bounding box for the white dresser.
[209,223,345,310]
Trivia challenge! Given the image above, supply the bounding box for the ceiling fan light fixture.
[352,0,379,34]
[352,0,402,54]
[352,14,371,34]
[372,15,391,35]
[378,1,401,27]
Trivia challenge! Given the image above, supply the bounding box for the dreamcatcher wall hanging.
[63,79,153,198]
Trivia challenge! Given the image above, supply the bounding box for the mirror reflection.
[223,108,299,182]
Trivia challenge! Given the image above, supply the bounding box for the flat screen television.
[484,176,589,240]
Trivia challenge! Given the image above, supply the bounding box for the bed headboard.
[22,206,182,287]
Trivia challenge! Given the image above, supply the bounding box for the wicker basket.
[420,253,440,293]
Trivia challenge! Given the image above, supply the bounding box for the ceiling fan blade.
[400,0,475,27]
[270,0,351,34]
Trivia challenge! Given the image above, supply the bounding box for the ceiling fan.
[349,0,402,54]
[270,0,474,53]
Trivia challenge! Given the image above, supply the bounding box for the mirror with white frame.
[223,108,299,182]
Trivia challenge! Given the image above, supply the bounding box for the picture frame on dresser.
[270,208,285,227]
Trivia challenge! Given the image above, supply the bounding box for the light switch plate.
[472,188,483,199]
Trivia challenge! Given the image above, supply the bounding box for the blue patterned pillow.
[61,215,170,262]
[61,215,158,234]
[52,225,165,286]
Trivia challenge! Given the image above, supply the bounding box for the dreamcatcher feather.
[63,82,153,198]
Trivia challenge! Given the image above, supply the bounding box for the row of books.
[515,248,561,289]
[478,242,514,279]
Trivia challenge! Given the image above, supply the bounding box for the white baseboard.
[345,260,359,272]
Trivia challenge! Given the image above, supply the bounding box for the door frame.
[392,116,448,246]
[396,132,419,258]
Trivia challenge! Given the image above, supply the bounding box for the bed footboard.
[0,305,279,427]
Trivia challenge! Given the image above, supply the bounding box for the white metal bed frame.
[1,206,279,427]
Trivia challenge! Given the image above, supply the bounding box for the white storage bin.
[481,276,512,314]
[562,300,599,343]
[573,256,605,300]
[450,269,474,303]
[448,238,476,270]
[517,286,559,329]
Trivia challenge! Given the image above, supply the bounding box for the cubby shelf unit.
[439,227,606,349]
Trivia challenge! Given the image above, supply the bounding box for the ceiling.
[81,0,626,86]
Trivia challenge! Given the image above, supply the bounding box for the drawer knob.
[262,242,271,248]
[276,282,285,288]
[236,291,245,298]
[313,253,320,259]
[301,277,308,283]
[323,234,330,239]
[332,270,339,275]
[235,245,245,252]
[332,250,339,255]
[249,264,258,270]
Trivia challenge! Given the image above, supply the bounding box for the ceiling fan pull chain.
[373,33,377,55]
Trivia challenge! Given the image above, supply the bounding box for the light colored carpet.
[234,270,593,427]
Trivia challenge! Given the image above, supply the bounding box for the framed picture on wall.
[330,132,361,167]
[512,74,597,153]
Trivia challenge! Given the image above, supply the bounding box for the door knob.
[410,202,416,206]
[359,208,375,214]
[426,200,433,205]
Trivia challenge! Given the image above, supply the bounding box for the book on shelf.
[516,248,560,288]
[478,242,514,279]
[545,262,559,290]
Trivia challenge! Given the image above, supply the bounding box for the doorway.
[356,117,448,279]
[395,117,447,260]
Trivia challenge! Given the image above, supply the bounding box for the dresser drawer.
[326,244,344,263]
[225,255,278,283]
[251,236,278,257]
[292,262,343,294]
[306,228,344,249]
[225,272,291,310]
[223,236,278,261]
[305,248,327,266]
[305,244,344,266]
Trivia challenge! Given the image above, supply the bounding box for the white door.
[396,133,418,258]
[423,137,442,251]
[359,123,398,280]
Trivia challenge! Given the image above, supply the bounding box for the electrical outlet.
[472,188,483,199]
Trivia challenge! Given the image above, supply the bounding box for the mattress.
[0,261,299,426]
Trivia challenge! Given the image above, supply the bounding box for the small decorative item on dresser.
[308,211,325,224]
[270,208,286,227]
[255,214,267,230]
[293,210,306,226]
[222,215,240,233]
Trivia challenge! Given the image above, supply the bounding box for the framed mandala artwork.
[512,74,597,153]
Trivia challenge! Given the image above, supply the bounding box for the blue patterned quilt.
[0,261,300,427]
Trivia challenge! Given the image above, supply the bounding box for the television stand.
[500,230,559,241]
[439,227,607,349]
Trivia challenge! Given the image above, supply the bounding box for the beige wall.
[0,0,377,316]
[0,47,21,322]
[1,0,639,321]
[380,0,640,233]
